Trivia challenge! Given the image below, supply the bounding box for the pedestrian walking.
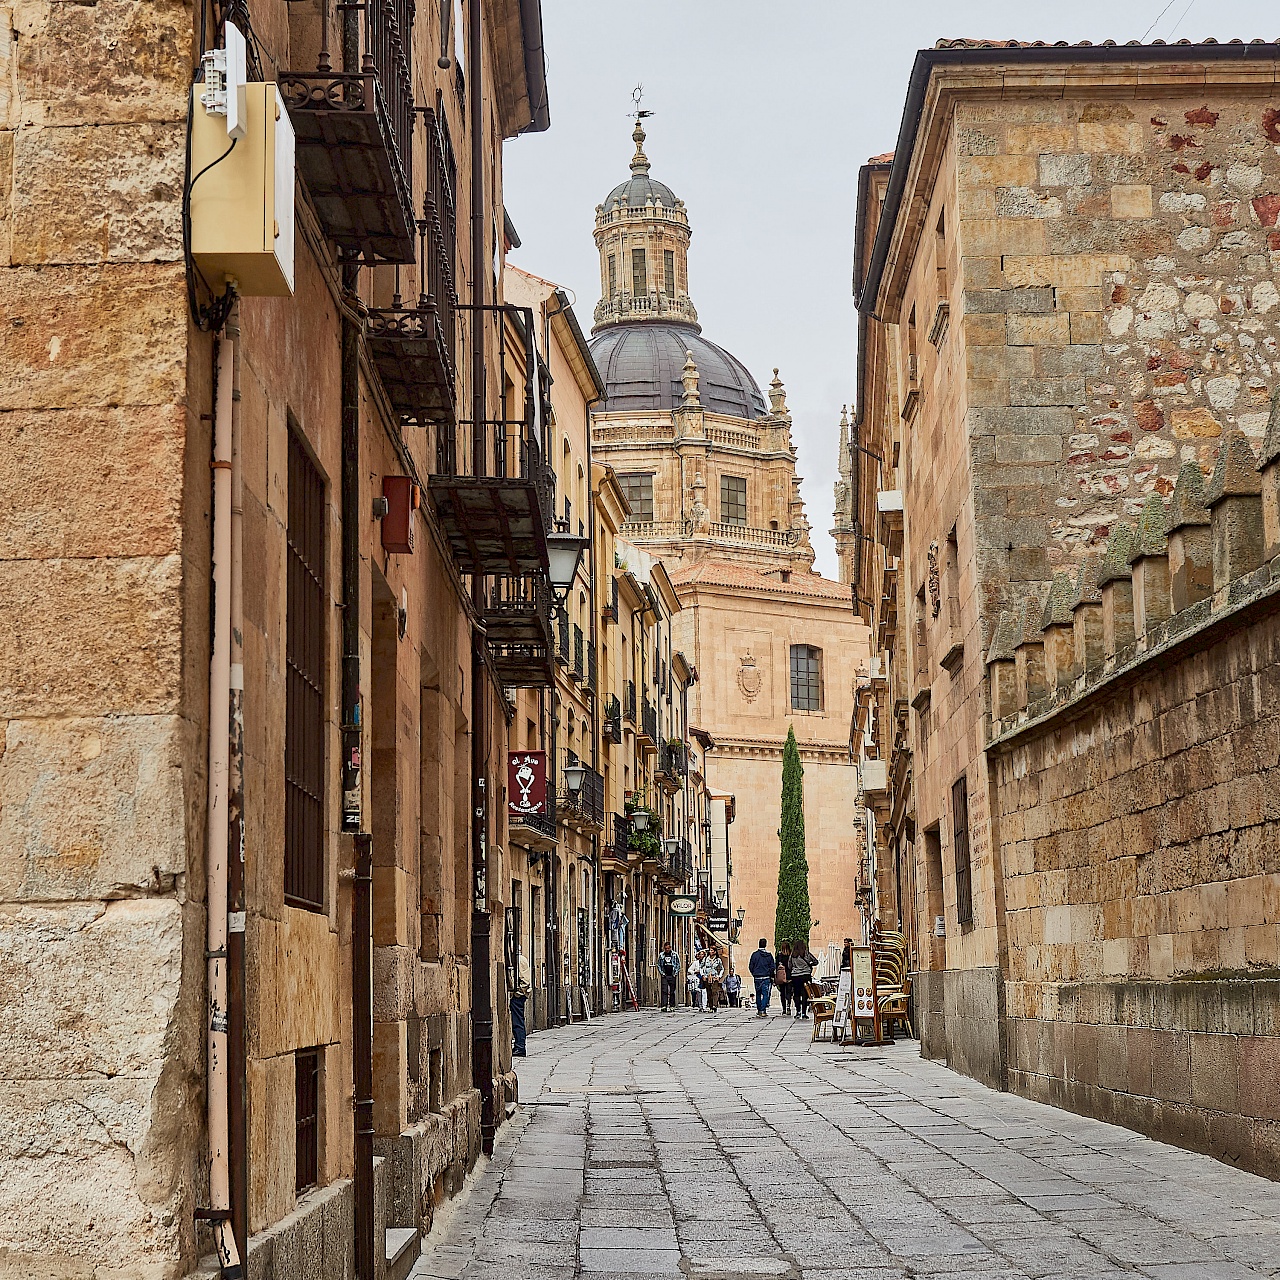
[775,941,792,1015]
[703,948,724,1012]
[687,950,706,1010]
[510,951,531,1057]
[725,970,742,1008]
[788,942,816,1019]
[748,938,776,1017]
[657,942,680,1012]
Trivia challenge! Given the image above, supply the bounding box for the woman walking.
[788,942,815,1019]
[775,942,792,1016]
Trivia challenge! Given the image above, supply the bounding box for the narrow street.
[413,1012,1280,1280]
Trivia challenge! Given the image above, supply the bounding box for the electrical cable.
[183,89,239,331]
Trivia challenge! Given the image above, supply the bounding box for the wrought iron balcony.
[585,642,597,693]
[602,576,619,625]
[509,793,556,851]
[639,698,658,751]
[558,754,604,833]
[366,111,458,425]
[429,307,552,576]
[624,680,636,725]
[555,611,570,666]
[603,812,630,870]
[656,740,687,794]
[571,625,584,683]
[483,574,552,688]
[602,695,622,744]
[280,0,417,262]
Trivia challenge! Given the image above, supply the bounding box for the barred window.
[618,473,653,521]
[720,475,747,526]
[631,247,647,295]
[295,1048,320,1192]
[789,645,822,712]
[663,249,675,297]
[285,429,326,910]
[952,774,972,925]
[607,254,616,297]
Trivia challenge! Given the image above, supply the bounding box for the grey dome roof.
[588,323,767,420]
[604,173,679,209]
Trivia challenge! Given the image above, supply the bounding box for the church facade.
[586,121,870,964]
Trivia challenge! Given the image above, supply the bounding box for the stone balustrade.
[988,416,1280,741]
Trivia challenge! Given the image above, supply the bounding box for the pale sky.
[503,0,1275,578]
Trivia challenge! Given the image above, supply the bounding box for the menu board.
[851,946,875,1020]
[833,967,852,1036]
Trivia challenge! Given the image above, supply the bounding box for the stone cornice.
[711,735,853,764]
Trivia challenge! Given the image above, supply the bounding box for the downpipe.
[206,327,243,1278]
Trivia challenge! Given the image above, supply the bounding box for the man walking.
[510,950,531,1057]
[748,938,776,1018]
[703,948,724,1013]
[657,941,680,1012]
[788,942,816,1019]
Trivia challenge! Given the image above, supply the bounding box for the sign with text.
[507,751,547,817]
[668,895,697,917]
[851,946,875,1020]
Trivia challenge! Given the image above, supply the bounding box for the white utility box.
[190,79,295,297]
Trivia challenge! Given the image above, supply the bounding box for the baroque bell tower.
[593,120,699,332]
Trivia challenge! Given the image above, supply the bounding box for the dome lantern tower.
[593,120,699,332]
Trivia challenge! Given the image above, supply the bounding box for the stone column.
[1040,572,1077,692]
[1127,495,1171,641]
[1071,553,1104,677]
[1165,461,1213,613]
[1205,430,1265,591]
[1098,522,1137,662]
[1013,593,1048,711]
[985,609,1019,723]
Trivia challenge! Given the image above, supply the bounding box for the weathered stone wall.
[992,585,1280,1176]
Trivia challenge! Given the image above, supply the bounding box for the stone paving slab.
[410,1009,1280,1280]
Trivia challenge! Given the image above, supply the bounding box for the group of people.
[657,942,744,1012]
[747,938,819,1019]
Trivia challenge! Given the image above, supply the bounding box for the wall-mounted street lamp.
[714,886,726,907]
[630,808,651,832]
[563,761,586,796]
[661,837,678,863]
[546,523,589,602]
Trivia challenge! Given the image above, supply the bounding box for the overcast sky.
[503,0,1274,578]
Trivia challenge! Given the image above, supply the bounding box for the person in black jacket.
[788,943,817,1019]
[747,939,776,1018]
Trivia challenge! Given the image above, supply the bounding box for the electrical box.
[190,80,295,297]
[380,476,419,554]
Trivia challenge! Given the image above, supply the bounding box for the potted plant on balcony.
[624,794,661,863]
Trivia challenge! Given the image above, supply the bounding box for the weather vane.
[631,83,653,123]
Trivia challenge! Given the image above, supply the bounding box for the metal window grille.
[789,644,822,712]
[631,247,647,295]
[720,475,747,526]
[285,432,326,910]
[952,774,972,924]
[618,473,653,521]
[663,249,675,297]
[608,254,616,296]
[295,1048,320,1193]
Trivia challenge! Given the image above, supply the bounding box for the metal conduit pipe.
[207,328,243,1279]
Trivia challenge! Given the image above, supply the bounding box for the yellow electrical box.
[190,81,296,297]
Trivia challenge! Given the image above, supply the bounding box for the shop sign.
[508,751,547,816]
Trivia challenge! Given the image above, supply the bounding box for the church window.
[618,473,653,521]
[608,254,616,297]
[663,249,675,297]
[631,247,647,295]
[720,475,747,526]
[789,645,823,712]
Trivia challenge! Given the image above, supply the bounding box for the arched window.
[789,645,823,712]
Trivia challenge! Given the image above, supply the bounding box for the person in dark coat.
[788,943,817,1019]
[747,939,776,1017]
[775,941,792,1015]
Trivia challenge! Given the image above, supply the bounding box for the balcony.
[558,755,604,833]
[655,741,686,795]
[624,680,636,725]
[571,625,584,683]
[585,642,597,694]
[638,698,658,754]
[366,111,458,426]
[602,695,622,744]
[602,576,619,625]
[602,812,630,873]
[657,838,693,890]
[555,611,570,667]
[483,574,552,688]
[280,0,416,263]
[429,308,552,576]
[508,793,556,852]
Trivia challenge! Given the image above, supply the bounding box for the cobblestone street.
[412,1010,1280,1280]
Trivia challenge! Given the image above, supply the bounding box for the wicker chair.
[806,982,836,1042]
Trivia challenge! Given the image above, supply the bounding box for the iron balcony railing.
[509,792,556,842]
[572,625,584,682]
[641,698,658,744]
[658,740,688,781]
[280,0,416,262]
[602,694,622,743]
[603,575,619,624]
[558,753,604,830]
[609,812,630,861]
[366,109,458,425]
[482,573,553,689]
[585,642,597,693]
[556,611,570,665]
[624,680,637,724]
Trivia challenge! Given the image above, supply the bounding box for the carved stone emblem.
[927,541,941,618]
[737,649,763,701]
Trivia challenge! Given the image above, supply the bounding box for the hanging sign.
[507,751,547,817]
[668,895,697,917]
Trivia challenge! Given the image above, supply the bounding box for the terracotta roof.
[868,151,895,164]
[934,37,1280,49]
[668,559,853,603]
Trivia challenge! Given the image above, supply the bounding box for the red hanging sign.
[508,751,548,816]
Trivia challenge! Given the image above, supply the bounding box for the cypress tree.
[774,724,811,948]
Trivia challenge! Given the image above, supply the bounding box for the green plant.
[774,724,811,947]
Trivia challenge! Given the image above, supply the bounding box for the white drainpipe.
[207,330,243,1277]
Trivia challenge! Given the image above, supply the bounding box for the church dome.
[603,173,679,210]
[588,323,767,420]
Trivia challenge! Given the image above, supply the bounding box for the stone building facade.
[588,122,870,960]
[843,38,1280,1177]
[0,2,550,1277]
